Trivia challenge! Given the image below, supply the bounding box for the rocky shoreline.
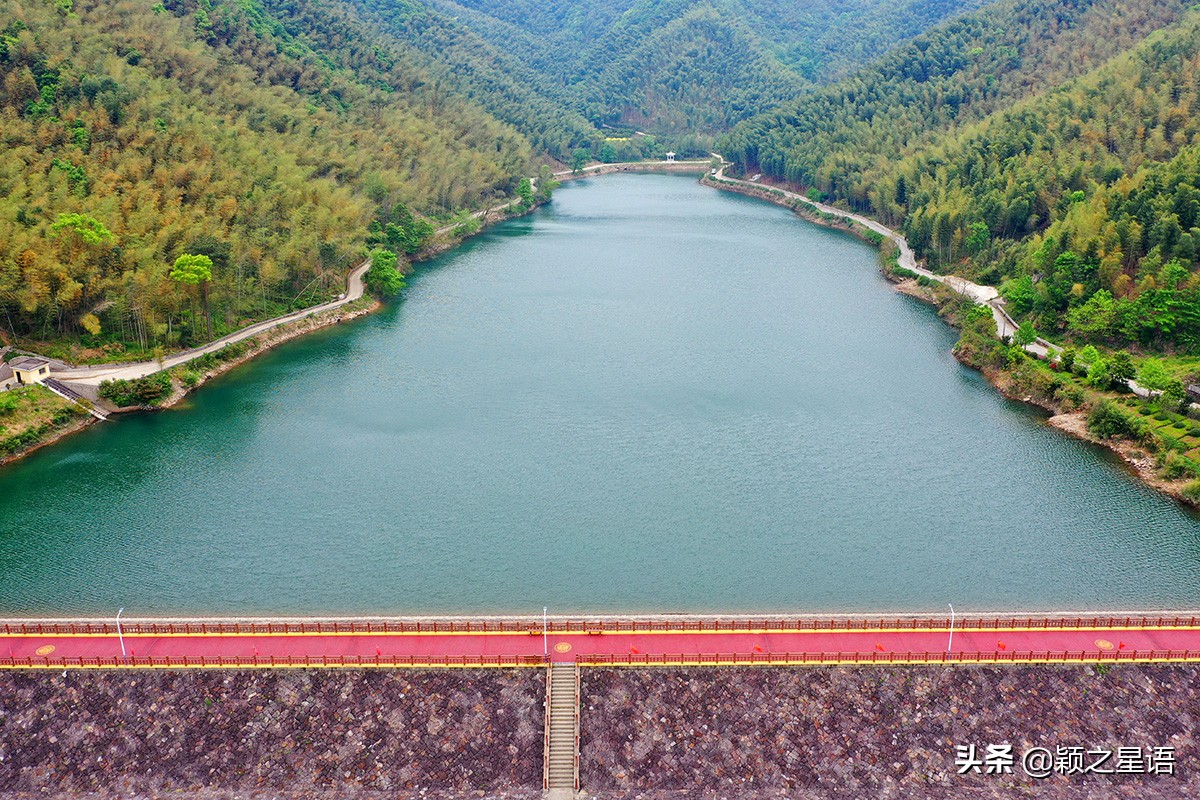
[699,174,883,249]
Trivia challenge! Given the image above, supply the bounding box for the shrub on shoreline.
[99,373,172,407]
[1087,400,1149,442]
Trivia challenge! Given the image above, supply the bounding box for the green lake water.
[3,173,1200,616]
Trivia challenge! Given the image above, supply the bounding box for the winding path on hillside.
[47,200,527,387]
[709,165,1058,358]
[3,614,1200,668]
[52,260,373,386]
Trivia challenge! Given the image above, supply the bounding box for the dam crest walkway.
[4,613,1200,670]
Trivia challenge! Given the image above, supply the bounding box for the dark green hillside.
[905,14,1200,351]
[0,0,530,353]
[723,0,1200,351]
[326,0,600,158]
[723,0,1191,206]
[14,0,1200,358]
[577,4,805,135]
[402,0,987,138]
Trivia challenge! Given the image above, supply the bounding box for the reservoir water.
[3,173,1200,616]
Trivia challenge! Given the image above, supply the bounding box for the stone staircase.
[544,661,579,793]
[43,378,108,420]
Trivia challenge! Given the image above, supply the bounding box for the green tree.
[1163,380,1189,412]
[1137,359,1174,394]
[1087,400,1142,440]
[1000,276,1036,316]
[1110,351,1136,385]
[1013,321,1038,347]
[517,177,535,209]
[965,221,990,254]
[50,213,112,245]
[365,249,405,296]
[570,148,589,173]
[1087,358,1113,388]
[1077,345,1101,368]
[383,204,436,255]
[952,302,1000,367]
[1067,290,1116,341]
[170,253,213,286]
[170,253,214,340]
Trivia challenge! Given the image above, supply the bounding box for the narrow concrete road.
[50,196,529,387]
[553,158,711,179]
[53,259,372,386]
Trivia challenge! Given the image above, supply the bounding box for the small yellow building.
[10,356,50,386]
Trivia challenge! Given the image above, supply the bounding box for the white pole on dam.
[116,607,126,659]
[947,603,955,655]
[543,606,548,658]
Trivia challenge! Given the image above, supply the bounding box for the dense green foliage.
[14,0,1200,363]
[0,0,532,354]
[1087,399,1148,440]
[365,249,405,297]
[347,0,983,145]
[98,372,173,407]
[725,0,1190,203]
[328,0,599,158]
[722,0,1200,354]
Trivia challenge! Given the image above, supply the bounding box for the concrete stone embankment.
[0,669,544,799]
[581,665,1200,798]
[4,664,1200,798]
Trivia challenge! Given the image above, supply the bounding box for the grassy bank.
[0,384,91,466]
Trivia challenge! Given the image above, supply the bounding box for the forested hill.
[723,0,1192,205]
[268,0,599,160]
[15,0,1200,361]
[0,0,979,359]
[362,0,987,139]
[722,0,1200,352]
[0,0,531,355]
